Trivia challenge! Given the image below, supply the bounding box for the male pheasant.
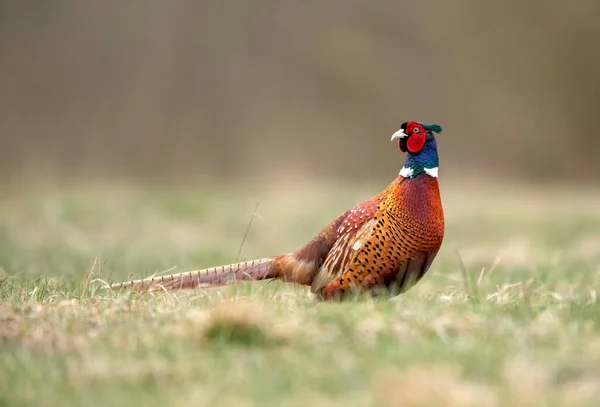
[111,121,445,300]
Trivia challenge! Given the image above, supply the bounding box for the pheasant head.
[391,121,443,179]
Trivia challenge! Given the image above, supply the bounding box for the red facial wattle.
[407,133,426,152]
[405,123,426,153]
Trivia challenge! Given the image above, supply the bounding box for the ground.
[1,179,600,407]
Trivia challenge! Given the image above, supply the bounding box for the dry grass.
[1,181,600,406]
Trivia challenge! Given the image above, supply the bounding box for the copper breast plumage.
[312,174,444,300]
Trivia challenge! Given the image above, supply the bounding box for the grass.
[1,179,600,406]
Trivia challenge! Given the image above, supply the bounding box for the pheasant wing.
[311,217,379,293]
[310,193,384,292]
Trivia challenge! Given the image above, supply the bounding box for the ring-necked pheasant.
[110,121,445,300]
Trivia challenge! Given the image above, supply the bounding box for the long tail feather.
[110,257,278,292]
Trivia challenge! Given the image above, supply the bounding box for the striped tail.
[110,257,279,292]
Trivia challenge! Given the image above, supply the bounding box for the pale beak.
[390,129,408,141]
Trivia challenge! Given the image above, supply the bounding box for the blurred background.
[1,0,599,185]
[4,4,600,405]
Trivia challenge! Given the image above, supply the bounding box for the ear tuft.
[423,124,442,134]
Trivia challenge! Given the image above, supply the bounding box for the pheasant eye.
[412,127,420,134]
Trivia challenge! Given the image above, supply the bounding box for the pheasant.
[110,121,445,300]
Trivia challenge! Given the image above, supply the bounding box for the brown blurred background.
[1,0,599,184]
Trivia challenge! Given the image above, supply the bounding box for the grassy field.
[2,179,600,407]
